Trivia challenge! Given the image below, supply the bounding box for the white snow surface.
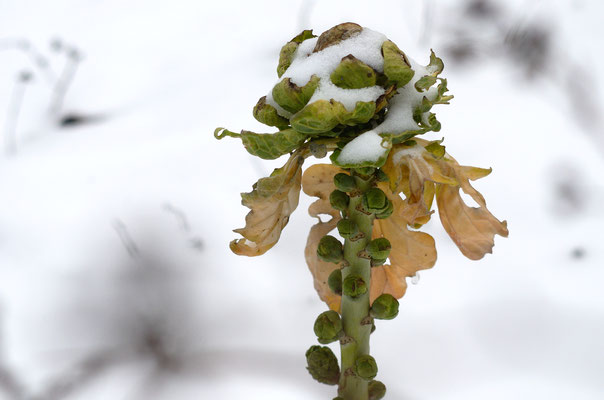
[267,27,387,113]
[336,130,390,164]
[374,59,438,134]
[337,59,437,164]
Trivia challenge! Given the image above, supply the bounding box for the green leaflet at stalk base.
[214,127,307,160]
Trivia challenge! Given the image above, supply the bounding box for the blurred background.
[0,0,603,399]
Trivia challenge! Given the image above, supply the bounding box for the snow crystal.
[267,28,388,113]
[283,29,387,87]
[374,59,437,135]
[336,130,390,164]
[308,80,385,111]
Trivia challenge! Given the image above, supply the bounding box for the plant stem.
[339,171,374,400]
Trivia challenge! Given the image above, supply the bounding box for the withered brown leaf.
[383,139,508,260]
[370,183,437,301]
[230,152,304,256]
[436,161,509,260]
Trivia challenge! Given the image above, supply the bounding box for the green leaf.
[424,139,446,159]
[253,96,290,129]
[291,29,316,44]
[340,101,377,125]
[214,127,306,160]
[240,129,307,160]
[290,99,343,135]
[330,55,377,89]
[414,75,437,92]
[272,75,320,114]
[428,49,444,75]
[382,40,414,87]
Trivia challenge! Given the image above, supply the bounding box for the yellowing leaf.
[230,152,304,256]
[302,164,343,312]
[382,142,455,226]
[370,183,437,301]
[436,161,508,260]
[382,139,508,261]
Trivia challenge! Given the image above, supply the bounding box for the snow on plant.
[215,23,508,400]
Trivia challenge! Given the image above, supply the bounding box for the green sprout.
[215,22,508,400]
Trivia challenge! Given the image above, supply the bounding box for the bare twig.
[0,37,56,84]
[162,203,191,233]
[112,220,141,259]
[49,48,82,115]
[4,71,31,155]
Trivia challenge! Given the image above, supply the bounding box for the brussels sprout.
[337,219,358,239]
[375,199,393,219]
[306,345,340,385]
[342,275,367,298]
[369,380,387,400]
[371,294,399,320]
[328,269,343,295]
[314,310,343,344]
[362,188,388,214]
[355,354,378,380]
[366,238,391,260]
[334,173,357,192]
[317,235,343,263]
[330,190,350,211]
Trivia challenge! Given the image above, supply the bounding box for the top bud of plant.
[216,22,452,169]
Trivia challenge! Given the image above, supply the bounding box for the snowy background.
[1,0,603,399]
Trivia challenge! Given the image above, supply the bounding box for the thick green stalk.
[339,172,374,400]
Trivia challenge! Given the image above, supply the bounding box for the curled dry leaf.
[370,183,437,301]
[383,139,508,260]
[436,161,509,260]
[230,152,304,256]
[302,164,343,312]
[382,142,456,227]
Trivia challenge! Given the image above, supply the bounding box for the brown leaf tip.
[313,22,363,53]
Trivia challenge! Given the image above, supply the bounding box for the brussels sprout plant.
[215,23,508,400]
